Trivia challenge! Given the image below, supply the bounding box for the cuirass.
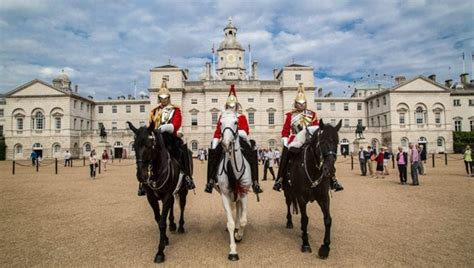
[156,105,175,126]
[291,110,313,134]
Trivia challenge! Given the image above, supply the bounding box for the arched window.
[33,111,44,129]
[437,137,444,147]
[53,144,61,154]
[401,137,409,150]
[84,143,91,153]
[15,144,23,154]
[268,139,276,149]
[191,140,198,151]
[415,107,424,124]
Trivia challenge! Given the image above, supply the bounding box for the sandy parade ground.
[1,154,473,267]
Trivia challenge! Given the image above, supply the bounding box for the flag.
[248,44,251,52]
[462,52,464,60]
[212,43,214,54]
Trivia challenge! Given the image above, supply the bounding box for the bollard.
[392,157,395,169]
[351,155,353,170]
[71,158,73,167]
[12,160,15,175]
[55,158,58,174]
[444,153,447,166]
[83,156,85,166]
[36,159,39,172]
[98,160,101,174]
[432,153,435,168]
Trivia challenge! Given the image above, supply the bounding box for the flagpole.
[212,43,216,80]
[462,52,465,74]
[248,44,252,80]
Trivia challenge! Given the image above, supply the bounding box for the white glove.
[238,130,251,146]
[281,137,289,148]
[211,138,219,149]
[158,124,174,133]
[307,125,319,135]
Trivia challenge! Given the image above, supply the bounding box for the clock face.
[226,54,236,63]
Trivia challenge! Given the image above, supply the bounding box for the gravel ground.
[1,156,473,267]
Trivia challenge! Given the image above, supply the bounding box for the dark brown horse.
[127,121,189,263]
[283,119,341,259]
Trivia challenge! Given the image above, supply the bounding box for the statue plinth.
[353,139,370,153]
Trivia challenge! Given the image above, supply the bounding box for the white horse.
[215,110,252,261]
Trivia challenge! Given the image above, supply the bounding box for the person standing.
[418,144,427,175]
[89,150,98,179]
[64,150,71,167]
[463,145,472,176]
[263,148,276,181]
[383,147,391,175]
[375,147,385,179]
[101,149,109,171]
[367,146,376,177]
[358,146,367,176]
[274,149,280,167]
[396,147,408,184]
[409,143,419,185]
[30,151,38,166]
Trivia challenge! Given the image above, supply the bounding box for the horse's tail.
[292,196,299,215]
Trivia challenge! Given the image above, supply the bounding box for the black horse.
[127,121,189,263]
[283,119,341,259]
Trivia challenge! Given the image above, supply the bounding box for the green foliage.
[0,136,5,160]
[453,131,474,153]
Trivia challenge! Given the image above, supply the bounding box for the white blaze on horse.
[215,110,252,261]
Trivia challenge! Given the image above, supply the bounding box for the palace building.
[1,20,473,160]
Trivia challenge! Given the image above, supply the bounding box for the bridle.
[219,115,246,176]
[303,128,337,188]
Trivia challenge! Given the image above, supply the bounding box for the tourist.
[396,147,408,184]
[463,145,472,177]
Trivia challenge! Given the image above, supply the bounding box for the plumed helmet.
[295,83,307,104]
[158,78,170,98]
[226,84,238,108]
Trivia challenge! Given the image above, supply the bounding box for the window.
[268,98,274,103]
[435,112,441,125]
[399,113,405,125]
[54,144,61,153]
[357,103,362,110]
[80,102,84,111]
[401,138,408,148]
[191,141,198,151]
[371,118,374,126]
[85,144,91,152]
[454,120,461,131]
[344,103,349,111]
[469,99,474,106]
[316,103,322,110]
[370,101,373,109]
[191,99,197,104]
[98,106,103,113]
[295,74,301,80]
[344,119,349,127]
[330,103,335,111]
[453,99,461,106]
[17,118,24,130]
[112,106,117,113]
[383,96,387,105]
[268,112,275,125]
[140,105,145,113]
[86,121,89,129]
[248,98,254,103]
[55,117,61,129]
[80,120,83,129]
[33,111,44,129]
[16,144,23,154]
[377,116,380,126]
[0,109,3,117]
[248,112,255,125]
[211,98,218,103]
[437,138,444,147]
[376,99,380,108]
[86,104,89,112]
[212,113,218,126]
[384,115,387,126]
[112,122,117,130]
[74,119,77,129]
[191,114,198,126]
[415,107,424,124]
[126,105,131,113]
[74,100,77,108]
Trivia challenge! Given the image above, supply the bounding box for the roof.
[285,64,310,68]
[153,64,179,69]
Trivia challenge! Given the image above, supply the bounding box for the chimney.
[394,76,406,84]
[205,62,211,80]
[251,61,258,80]
[428,74,436,82]
[74,85,78,93]
[445,79,453,88]
[460,73,469,85]
[317,88,323,97]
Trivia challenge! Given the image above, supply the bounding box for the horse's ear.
[336,119,342,131]
[127,121,137,134]
[319,118,325,130]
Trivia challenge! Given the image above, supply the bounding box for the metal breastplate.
[155,106,175,127]
[290,110,313,134]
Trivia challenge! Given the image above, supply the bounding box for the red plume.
[228,84,236,96]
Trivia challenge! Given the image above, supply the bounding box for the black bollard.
[36,159,39,172]
[392,157,395,169]
[55,158,58,174]
[432,153,435,168]
[71,158,73,167]
[444,153,447,166]
[351,155,353,170]
[83,156,85,166]
[12,160,15,175]
[98,160,101,174]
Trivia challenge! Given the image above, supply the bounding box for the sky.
[0,0,472,98]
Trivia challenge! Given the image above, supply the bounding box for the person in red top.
[273,83,343,192]
[204,84,262,194]
[136,78,195,196]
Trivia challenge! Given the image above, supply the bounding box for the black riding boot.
[331,177,344,192]
[181,144,195,190]
[241,139,263,194]
[273,147,289,192]
[137,182,146,196]
[205,146,221,193]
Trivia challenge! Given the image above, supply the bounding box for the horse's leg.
[285,192,293,229]
[235,196,248,242]
[154,196,172,263]
[298,198,312,253]
[317,193,332,259]
[145,188,161,226]
[177,189,188,233]
[234,199,242,241]
[168,196,177,232]
[221,193,239,261]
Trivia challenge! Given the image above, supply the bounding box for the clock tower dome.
[216,18,246,80]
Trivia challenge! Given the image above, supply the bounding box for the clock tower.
[216,18,246,80]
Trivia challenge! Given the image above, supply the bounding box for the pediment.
[392,77,450,93]
[7,80,68,97]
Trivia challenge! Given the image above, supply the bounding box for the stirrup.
[204,181,214,193]
[273,178,282,192]
[332,180,344,192]
[252,182,263,194]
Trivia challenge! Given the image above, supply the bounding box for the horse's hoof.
[286,222,293,229]
[177,226,185,234]
[228,253,239,261]
[318,244,330,259]
[301,245,312,253]
[154,253,165,263]
[169,223,177,232]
